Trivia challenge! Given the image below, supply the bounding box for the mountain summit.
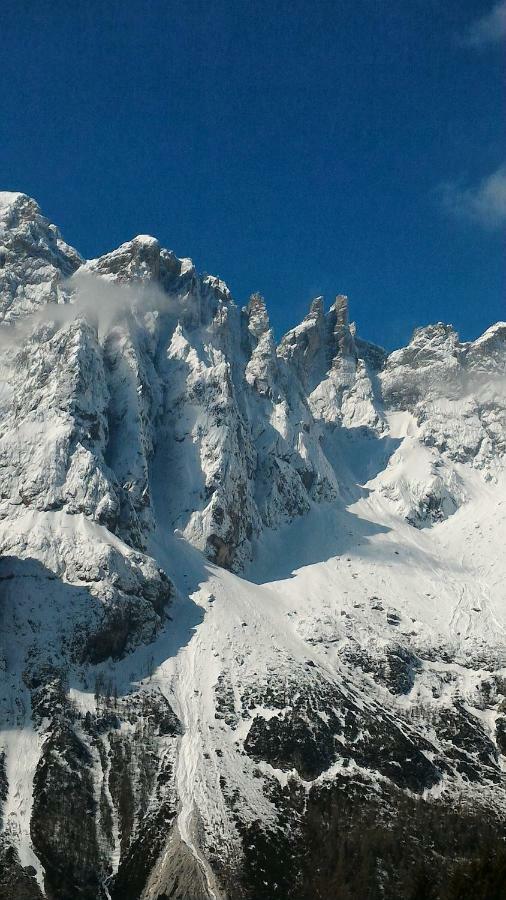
[1,196,506,900]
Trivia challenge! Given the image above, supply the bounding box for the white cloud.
[0,271,183,350]
[464,0,506,47]
[440,164,506,230]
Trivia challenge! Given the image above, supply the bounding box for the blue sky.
[0,0,504,348]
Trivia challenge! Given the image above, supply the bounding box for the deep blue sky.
[0,0,504,348]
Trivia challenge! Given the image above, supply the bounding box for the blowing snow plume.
[0,268,189,351]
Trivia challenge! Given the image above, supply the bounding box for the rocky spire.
[333,294,349,327]
[245,292,270,339]
[308,295,325,319]
[330,293,356,359]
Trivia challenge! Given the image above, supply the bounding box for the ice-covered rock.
[0,192,81,323]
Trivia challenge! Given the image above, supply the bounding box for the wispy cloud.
[440,164,506,230]
[463,0,506,47]
[0,271,183,350]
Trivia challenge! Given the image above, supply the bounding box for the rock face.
[1,192,506,899]
[0,192,81,323]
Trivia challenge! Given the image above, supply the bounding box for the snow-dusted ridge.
[1,191,506,899]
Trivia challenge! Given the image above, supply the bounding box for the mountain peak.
[85,235,162,281]
[245,292,270,338]
[332,293,349,326]
[0,192,81,323]
[308,295,325,317]
[131,233,160,247]
[0,189,32,208]
[0,191,42,228]
[2,193,506,900]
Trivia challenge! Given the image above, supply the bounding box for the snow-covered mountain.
[1,191,506,899]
